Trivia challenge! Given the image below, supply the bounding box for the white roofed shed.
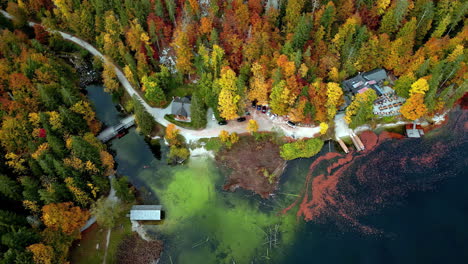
[130,205,162,221]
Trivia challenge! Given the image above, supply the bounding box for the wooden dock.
[352,132,365,150]
[349,131,364,151]
[336,138,349,153]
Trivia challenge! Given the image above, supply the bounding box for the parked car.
[262,106,267,113]
[287,121,296,128]
[237,117,246,122]
[212,114,216,121]
[245,111,251,116]
[218,120,227,125]
[252,100,257,108]
[257,105,262,111]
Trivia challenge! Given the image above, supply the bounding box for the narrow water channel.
[86,84,468,264]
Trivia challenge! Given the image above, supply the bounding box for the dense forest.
[0,0,466,263]
[0,15,138,263]
[2,0,465,129]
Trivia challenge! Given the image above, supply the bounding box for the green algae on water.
[144,157,301,264]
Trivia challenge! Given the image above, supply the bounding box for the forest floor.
[215,136,286,198]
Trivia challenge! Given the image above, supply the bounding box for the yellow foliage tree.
[102,62,120,92]
[70,101,95,123]
[63,156,85,171]
[219,130,230,142]
[47,111,62,130]
[319,122,329,135]
[28,112,40,127]
[65,178,92,207]
[85,160,99,173]
[325,82,343,121]
[400,93,427,121]
[217,67,240,120]
[171,27,194,75]
[376,0,391,15]
[248,62,269,104]
[409,78,430,97]
[299,63,309,78]
[27,243,54,264]
[100,150,115,176]
[5,152,26,172]
[23,200,41,213]
[230,132,239,144]
[247,119,259,134]
[65,136,73,149]
[31,143,49,160]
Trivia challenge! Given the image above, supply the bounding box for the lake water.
[87,85,468,264]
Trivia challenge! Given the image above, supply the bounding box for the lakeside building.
[171,96,191,121]
[129,205,163,221]
[342,68,388,96]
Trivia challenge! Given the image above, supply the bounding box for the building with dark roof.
[341,68,388,97]
[171,96,191,121]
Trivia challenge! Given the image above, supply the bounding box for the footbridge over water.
[97,116,135,142]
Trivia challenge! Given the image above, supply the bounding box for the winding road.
[1,10,322,141]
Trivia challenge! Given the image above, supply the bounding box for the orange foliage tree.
[27,243,54,264]
[41,202,90,237]
[400,93,427,121]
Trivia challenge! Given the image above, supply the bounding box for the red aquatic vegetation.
[282,113,467,234]
[378,131,405,141]
[360,130,378,151]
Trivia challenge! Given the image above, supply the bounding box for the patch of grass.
[70,210,133,264]
[106,216,133,264]
[199,137,223,152]
[70,226,106,264]
[164,114,204,129]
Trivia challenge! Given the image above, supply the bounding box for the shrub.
[280,138,324,160]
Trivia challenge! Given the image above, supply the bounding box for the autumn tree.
[379,0,410,36]
[172,26,194,75]
[247,119,258,134]
[285,0,305,34]
[165,124,180,146]
[248,62,269,105]
[102,61,120,93]
[42,202,90,237]
[400,93,427,120]
[325,82,343,121]
[270,80,294,115]
[142,74,166,106]
[27,243,54,264]
[217,67,240,120]
[344,89,378,129]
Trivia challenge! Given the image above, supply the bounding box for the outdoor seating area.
[373,89,406,116]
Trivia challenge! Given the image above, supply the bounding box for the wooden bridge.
[97,116,135,142]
